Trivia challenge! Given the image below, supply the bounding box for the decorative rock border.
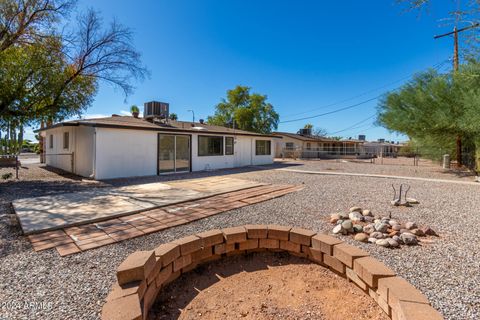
[102,225,444,320]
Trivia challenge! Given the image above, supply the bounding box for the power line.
[279,59,451,124]
[328,114,377,135]
[280,96,380,124]
[282,74,414,119]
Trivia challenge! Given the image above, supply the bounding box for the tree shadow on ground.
[149,252,310,320]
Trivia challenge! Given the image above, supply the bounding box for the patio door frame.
[157,133,192,175]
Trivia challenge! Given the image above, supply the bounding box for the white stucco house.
[37,108,278,180]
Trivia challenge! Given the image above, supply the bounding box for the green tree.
[207,86,279,134]
[169,113,178,121]
[0,1,148,154]
[377,61,480,168]
[304,123,313,129]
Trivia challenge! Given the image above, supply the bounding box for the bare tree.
[313,127,328,137]
[0,0,75,52]
[63,9,148,98]
[1,7,148,121]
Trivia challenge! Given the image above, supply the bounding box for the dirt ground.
[151,253,389,320]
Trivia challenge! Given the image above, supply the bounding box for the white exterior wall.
[191,133,235,171]
[190,133,275,171]
[43,126,275,180]
[252,137,275,165]
[44,126,75,172]
[74,126,95,177]
[94,128,157,180]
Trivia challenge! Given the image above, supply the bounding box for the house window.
[306,142,311,150]
[49,134,53,149]
[63,132,69,149]
[285,142,294,149]
[255,140,271,156]
[225,137,234,155]
[198,136,223,156]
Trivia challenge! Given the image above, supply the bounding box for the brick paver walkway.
[27,184,302,256]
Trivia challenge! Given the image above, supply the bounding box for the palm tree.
[130,105,140,118]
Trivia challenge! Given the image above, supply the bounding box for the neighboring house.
[273,132,363,159]
[38,106,278,179]
[362,141,404,158]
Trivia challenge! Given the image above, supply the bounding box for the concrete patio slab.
[13,177,265,234]
[26,184,304,256]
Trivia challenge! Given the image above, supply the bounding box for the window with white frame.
[49,134,53,149]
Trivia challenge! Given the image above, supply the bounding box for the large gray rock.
[332,224,343,234]
[349,211,363,222]
[401,233,418,245]
[405,221,417,230]
[389,219,399,226]
[387,238,399,247]
[362,209,373,217]
[370,231,384,239]
[341,220,353,231]
[392,235,403,244]
[368,237,377,244]
[392,224,402,231]
[353,224,363,233]
[349,206,362,213]
[376,239,390,247]
[363,224,375,234]
[375,222,389,233]
[364,216,374,223]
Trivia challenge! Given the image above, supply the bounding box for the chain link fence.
[280,145,475,169]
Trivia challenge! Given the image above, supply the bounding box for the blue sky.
[28,0,455,141]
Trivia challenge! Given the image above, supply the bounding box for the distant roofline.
[273,132,362,143]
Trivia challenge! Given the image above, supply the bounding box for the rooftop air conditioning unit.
[298,128,312,136]
[144,101,169,120]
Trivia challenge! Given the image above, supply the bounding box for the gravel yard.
[280,157,477,181]
[1,161,479,319]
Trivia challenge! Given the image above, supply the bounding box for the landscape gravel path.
[0,161,479,319]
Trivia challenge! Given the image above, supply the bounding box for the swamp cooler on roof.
[144,101,169,119]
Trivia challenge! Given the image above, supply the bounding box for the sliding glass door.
[158,134,190,174]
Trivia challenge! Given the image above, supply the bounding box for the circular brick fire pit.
[102,225,443,320]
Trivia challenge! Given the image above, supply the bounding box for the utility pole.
[434,22,480,166]
[187,109,195,123]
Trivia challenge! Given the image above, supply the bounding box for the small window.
[306,142,311,150]
[255,140,271,156]
[225,137,234,155]
[198,136,223,156]
[285,142,294,149]
[49,134,53,149]
[63,132,69,149]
